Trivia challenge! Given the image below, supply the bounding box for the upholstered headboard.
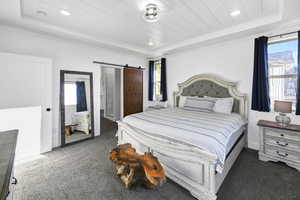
[173,74,248,119]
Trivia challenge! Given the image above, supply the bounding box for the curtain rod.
[268,31,298,39]
[93,61,144,69]
[146,56,166,61]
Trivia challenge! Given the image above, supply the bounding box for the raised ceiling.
[0,0,296,55]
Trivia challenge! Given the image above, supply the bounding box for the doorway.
[100,66,121,132]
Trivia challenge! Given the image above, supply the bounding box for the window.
[268,38,298,110]
[64,83,77,105]
[153,61,162,100]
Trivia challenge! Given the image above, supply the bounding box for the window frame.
[64,82,77,106]
[267,36,298,112]
[153,60,162,101]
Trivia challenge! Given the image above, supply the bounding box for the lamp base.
[275,113,291,127]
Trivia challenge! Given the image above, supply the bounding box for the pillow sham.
[179,96,187,108]
[183,96,215,112]
[205,96,234,114]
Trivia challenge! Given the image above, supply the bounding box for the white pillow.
[205,96,234,114]
[183,96,215,112]
[179,96,187,108]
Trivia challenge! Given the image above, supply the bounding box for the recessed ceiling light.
[60,10,71,16]
[148,41,154,46]
[230,10,241,17]
[144,4,159,22]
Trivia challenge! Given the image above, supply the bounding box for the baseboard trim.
[247,141,259,150]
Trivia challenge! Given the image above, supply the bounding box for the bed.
[117,74,248,200]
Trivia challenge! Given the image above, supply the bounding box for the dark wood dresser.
[0,130,18,200]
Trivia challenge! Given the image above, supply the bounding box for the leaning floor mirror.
[60,70,94,146]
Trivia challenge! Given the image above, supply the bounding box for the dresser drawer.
[265,145,300,162]
[265,128,300,141]
[265,137,300,152]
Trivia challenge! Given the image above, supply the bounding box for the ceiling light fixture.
[148,41,154,46]
[60,10,71,16]
[144,3,159,22]
[230,10,241,17]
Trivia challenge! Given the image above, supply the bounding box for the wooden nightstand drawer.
[258,120,300,171]
[265,145,300,162]
[265,137,300,152]
[265,128,300,142]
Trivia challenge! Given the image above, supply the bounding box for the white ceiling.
[0,0,300,55]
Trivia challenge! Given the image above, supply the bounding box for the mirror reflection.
[61,71,94,145]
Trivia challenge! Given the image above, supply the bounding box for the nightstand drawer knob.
[280,134,284,137]
[12,177,18,185]
[276,151,288,157]
[276,141,288,147]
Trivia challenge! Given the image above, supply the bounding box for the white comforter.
[122,108,246,173]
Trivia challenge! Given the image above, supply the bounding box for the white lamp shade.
[274,100,292,113]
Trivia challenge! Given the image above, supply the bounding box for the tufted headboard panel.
[173,74,247,119]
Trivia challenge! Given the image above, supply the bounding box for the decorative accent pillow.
[205,96,234,114]
[179,96,187,108]
[183,96,215,112]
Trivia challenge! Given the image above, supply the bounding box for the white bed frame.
[117,74,248,200]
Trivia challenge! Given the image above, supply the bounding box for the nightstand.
[257,120,300,171]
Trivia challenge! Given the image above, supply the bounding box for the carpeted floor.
[15,121,300,200]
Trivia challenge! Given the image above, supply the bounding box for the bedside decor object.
[110,143,166,189]
[257,120,300,171]
[274,100,292,127]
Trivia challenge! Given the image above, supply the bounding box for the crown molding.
[0,0,290,57]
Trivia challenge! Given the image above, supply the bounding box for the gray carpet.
[15,122,300,200]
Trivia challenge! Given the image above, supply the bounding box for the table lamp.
[274,100,292,127]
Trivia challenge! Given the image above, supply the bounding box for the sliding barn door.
[124,67,143,117]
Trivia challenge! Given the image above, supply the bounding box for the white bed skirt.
[117,121,246,200]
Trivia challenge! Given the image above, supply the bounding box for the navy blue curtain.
[160,58,167,101]
[148,60,154,101]
[296,31,300,115]
[251,36,270,112]
[76,81,87,112]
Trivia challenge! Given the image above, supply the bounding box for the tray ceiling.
[0,0,288,54]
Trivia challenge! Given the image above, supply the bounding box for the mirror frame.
[60,70,95,147]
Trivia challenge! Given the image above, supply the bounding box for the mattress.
[122,108,246,173]
[225,126,245,157]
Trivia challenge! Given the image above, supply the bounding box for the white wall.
[0,106,42,161]
[166,36,300,150]
[0,24,146,148]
